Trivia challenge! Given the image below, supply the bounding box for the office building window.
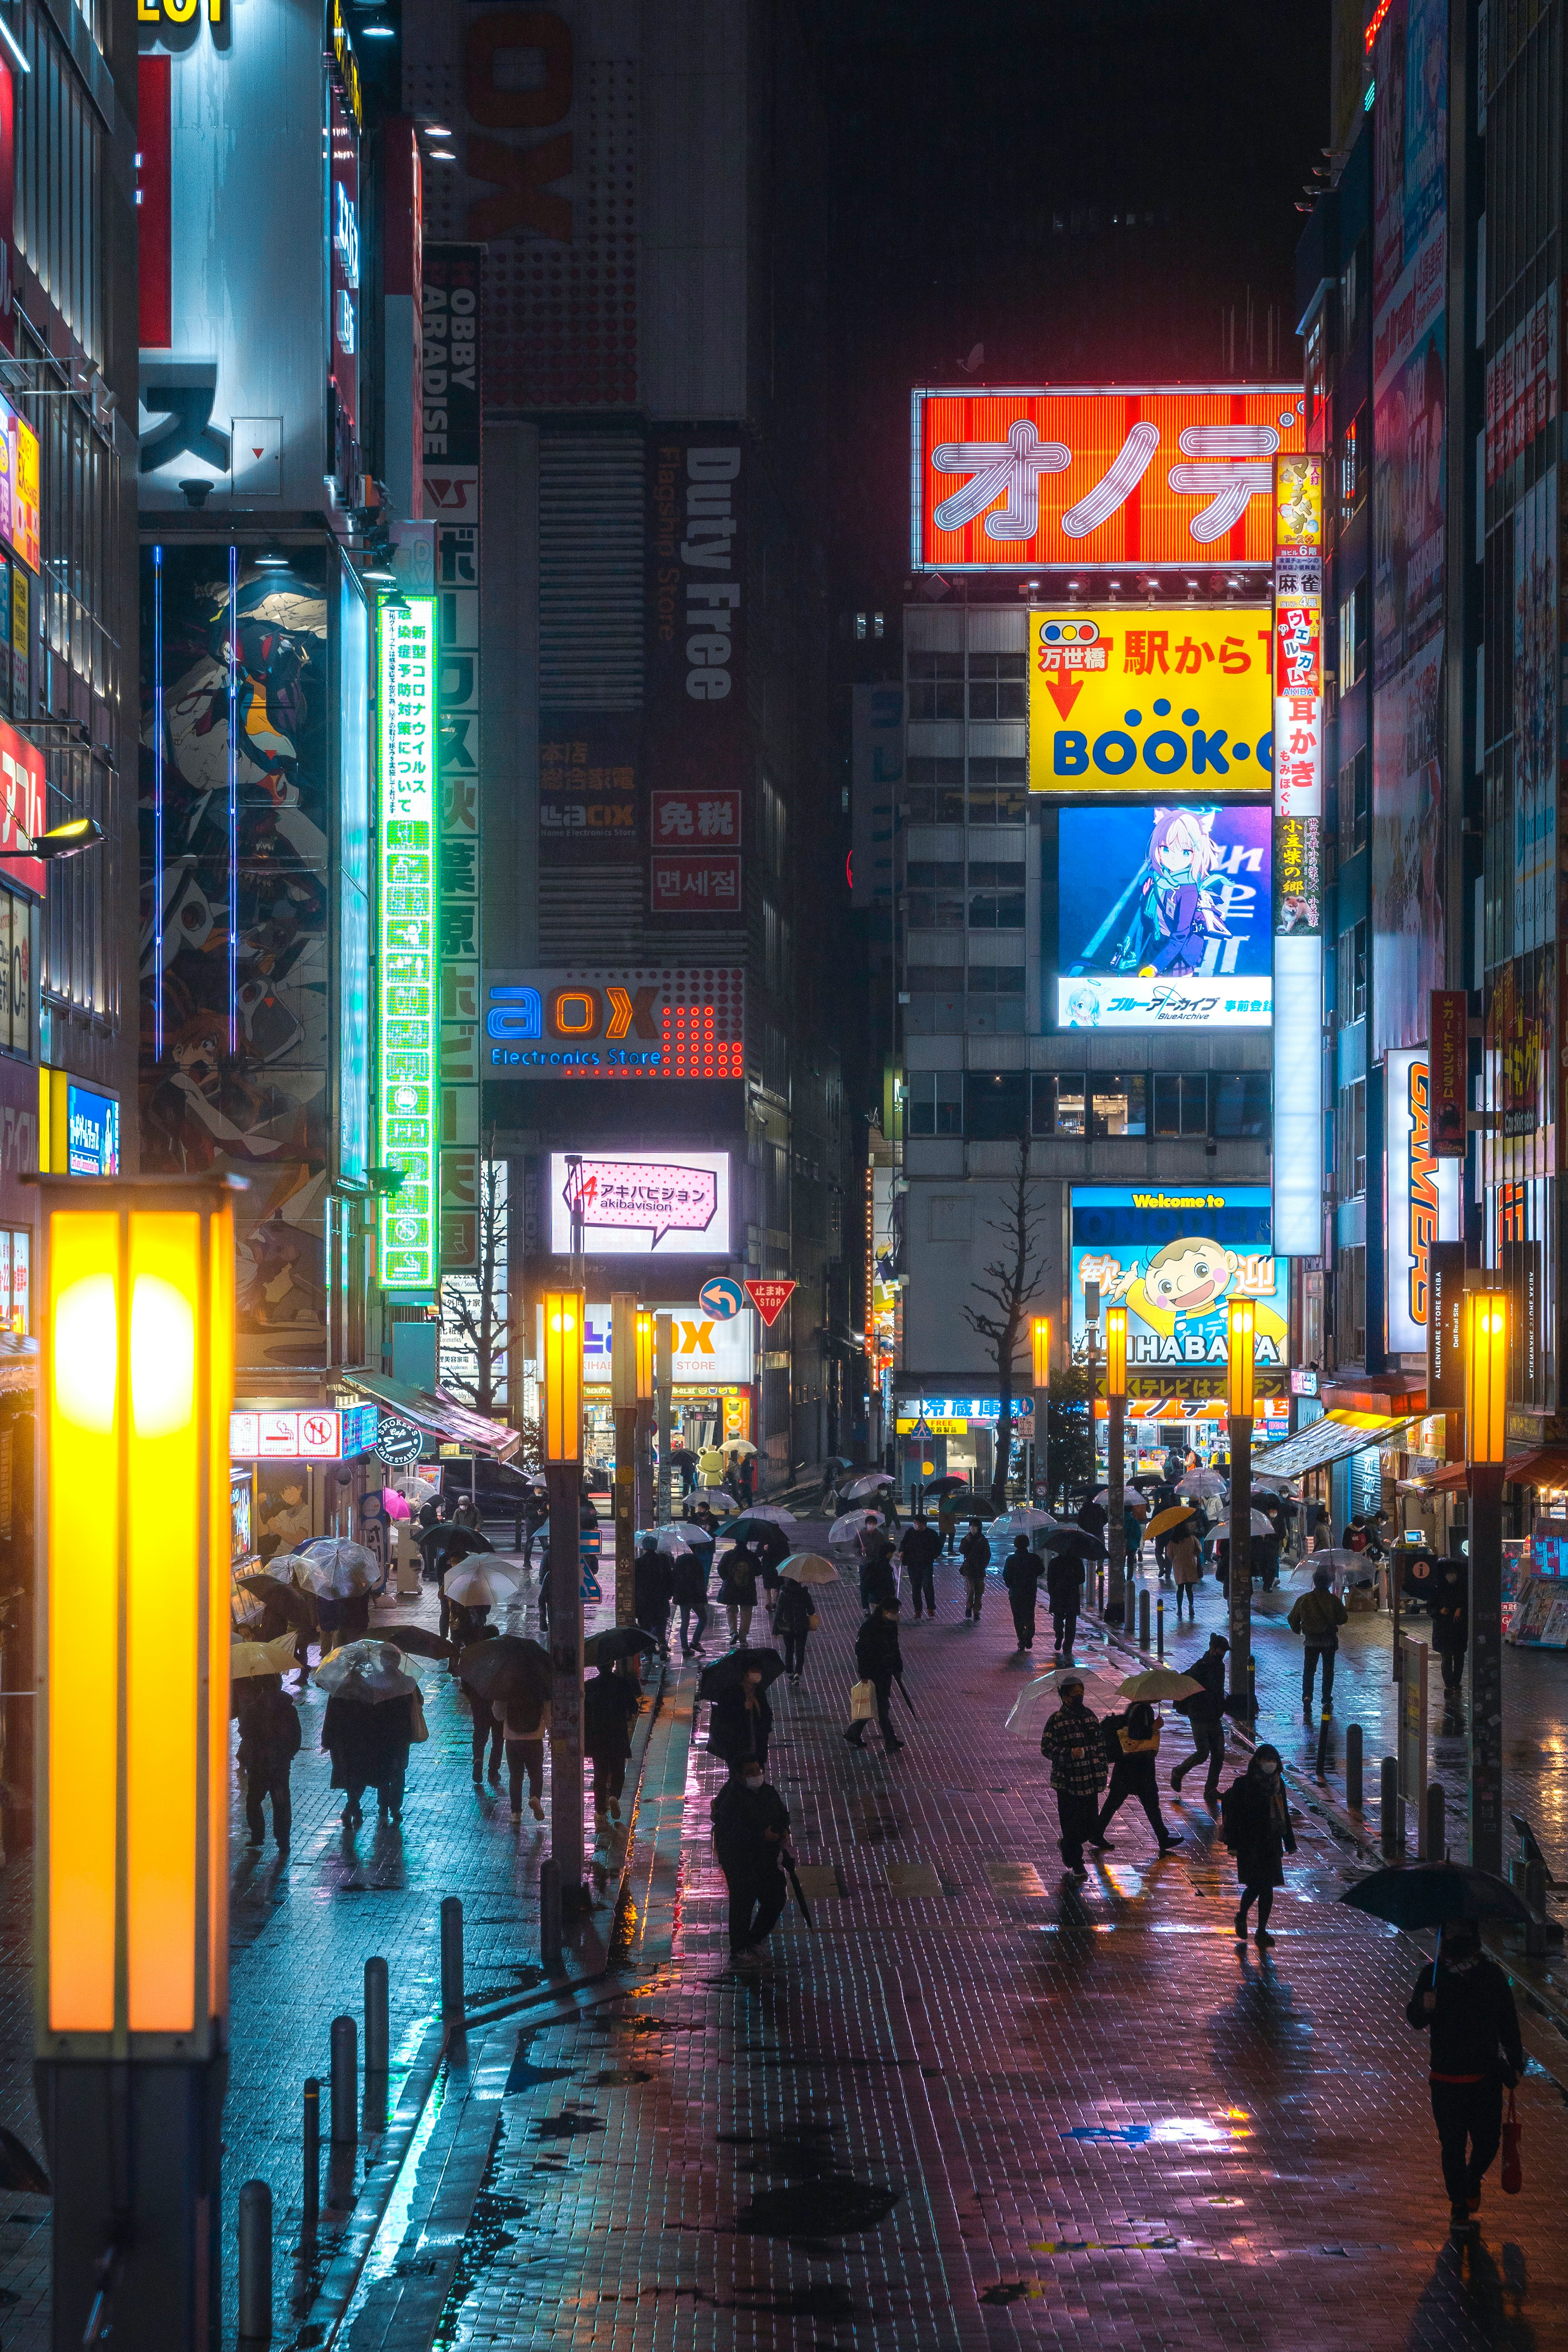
[1152,1072,1209,1136]
[1032,1073,1086,1136]
[966,756,1028,823]
[1339,747,1369,858]
[1334,1244,1366,1363]
[1337,919,1368,1023]
[906,1071,963,1135]
[967,964,1025,997]
[906,860,965,928]
[904,756,965,824]
[907,651,964,722]
[1212,1072,1271,1137]
[1336,1078,1367,1197]
[1338,582,1368,693]
[964,1068,1029,1139]
[967,853,1026,927]
[966,651,1027,720]
[1091,1074,1147,1137]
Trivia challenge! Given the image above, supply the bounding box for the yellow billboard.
[1027,606,1274,793]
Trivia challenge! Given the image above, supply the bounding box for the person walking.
[708,1662,773,1771]
[845,1600,905,1754]
[1405,1920,1525,2234]
[859,1524,898,1612]
[322,1684,423,1828]
[234,1672,301,1853]
[958,1519,991,1621]
[494,1687,549,1821]
[717,1539,760,1646]
[1221,1743,1296,1942]
[461,1653,504,1785]
[671,1542,711,1658]
[1170,1633,1229,1806]
[936,1494,959,1556]
[1429,1559,1469,1701]
[584,1662,639,1828]
[1040,1675,1107,1880]
[774,1573,815,1684]
[1002,1534,1045,1654]
[899,1514,942,1620]
[633,1537,676,1660]
[522,1490,550,1566]
[711,1759,791,1968]
[1170,1519,1203,1621]
[1093,1701,1183,1853]
[1045,1547,1084,1660]
[535,1544,552,1637]
[1288,1565,1348,1718]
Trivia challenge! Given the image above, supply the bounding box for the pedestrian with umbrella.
[1045,1543,1085,1662]
[774,1554,832,1683]
[704,1651,779,1771]
[935,1487,960,1556]
[1429,1559,1470,1703]
[238,1564,315,1686]
[1040,1675,1107,1880]
[231,1632,303,1854]
[718,1537,760,1646]
[460,1642,504,1786]
[899,1513,942,1621]
[1288,1564,1348,1719]
[1220,1743,1296,1942]
[1002,1532,1045,1654]
[711,1757,792,1967]
[669,1535,711,1658]
[1169,1634,1229,1807]
[318,1644,426,1828]
[859,1520,898,1611]
[584,1661,640,1827]
[958,1518,991,1621]
[1405,1922,1525,2234]
[1093,1698,1183,1855]
[633,1535,676,1659]
[846,1600,905,1754]
[457,1635,552,1821]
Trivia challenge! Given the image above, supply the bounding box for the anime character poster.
[1069,1185,1288,1371]
[1056,802,1272,1028]
[137,545,332,1367]
[1371,632,1446,1056]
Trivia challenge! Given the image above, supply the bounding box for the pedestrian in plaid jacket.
[1041,1679,1108,1880]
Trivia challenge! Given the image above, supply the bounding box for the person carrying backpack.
[1092,1701,1182,1854]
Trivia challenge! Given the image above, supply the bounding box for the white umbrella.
[1290,1548,1364,1575]
[779,1551,838,1584]
[732,1503,797,1528]
[403,1477,439,1503]
[636,1526,693,1556]
[1094,1488,1149,1516]
[314,1639,423,1698]
[724,1439,759,1457]
[842,1472,893,1500]
[827,1510,883,1548]
[991,1508,1060,1536]
[444,1564,521,1607]
[1177,1472,1226,1501]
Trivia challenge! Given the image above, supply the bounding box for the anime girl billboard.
[1056,801,1272,1027]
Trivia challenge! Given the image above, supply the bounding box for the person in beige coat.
[1170,1523,1203,1621]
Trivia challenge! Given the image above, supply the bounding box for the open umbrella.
[990,1508,1060,1537]
[374,1624,454,1660]
[1117,1668,1202,1704]
[1252,1473,1295,1495]
[583,1626,658,1667]
[236,1571,315,1628]
[779,1551,838,1584]
[230,1630,303,1680]
[827,1510,884,1548]
[1146,1504,1198,1540]
[314,1640,422,1698]
[697,1646,788,1700]
[1094,1488,1149,1516]
[1291,1548,1365,1575]
[443,1564,520,1608]
[725,1439,759,1457]
[382,1487,412,1521]
[1341,1862,1532,1931]
[1040,1527,1105,1561]
[1248,1509,1278,1536]
[457,1634,550,1705]
[842,1472,893,1500]
[922,1474,972,1495]
[293,1541,379,1597]
[730,1504,797,1529]
[424,1526,496,1569]
[1177,1471,1227,1501]
[1004,1670,1084,1737]
[635,1526,694,1556]
[403,1476,438,1502]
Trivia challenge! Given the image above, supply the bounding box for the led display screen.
[1027,606,1274,795]
[547,1151,731,1257]
[1069,1185,1288,1371]
[484,968,744,1080]
[377,595,437,1287]
[1054,802,1272,1028]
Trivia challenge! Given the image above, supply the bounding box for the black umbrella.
[375,1624,454,1661]
[458,1634,551,1704]
[0,2126,49,2195]
[1340,1862,1532,1931]
[923,1475,972,1495]
[1040,1528,1106,1561]
[583,1626,658,1666]
[423,1526,495,1571]
[236,1572,314,1628]
[697,1646,788,1700]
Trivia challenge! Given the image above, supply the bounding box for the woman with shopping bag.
[844,1601,904,1754]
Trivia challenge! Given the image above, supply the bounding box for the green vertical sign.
[377,594,439,1287]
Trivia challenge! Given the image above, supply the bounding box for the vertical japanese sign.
[1385,1047,1462,1351]
[423,245,482,1272]
[377,597,439,1288]
[1428,987,1467,1155]
[1272,451,1324,1258]
[645,432,745,923]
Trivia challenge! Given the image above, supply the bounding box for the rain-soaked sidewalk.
[422,1543,1568,2352]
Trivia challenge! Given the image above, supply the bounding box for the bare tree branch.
[961,1129,1050,1510]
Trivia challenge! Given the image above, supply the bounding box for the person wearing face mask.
[1405,1920,1524,2234]
[1040,1676,1108,1880]
[1221,1744,1296,1943]
[711,1760,792,1966]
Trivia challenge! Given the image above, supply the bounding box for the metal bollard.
[1346,1723,1363,1813]
[330,2014,357,2146]
[1138,1588,1150,1651]
[1380,1756,1400,1858]
[540,1855,563,1969]
[441,1895,466,2027]
[302,2078,320,2226]
[237,2178,273,2344]
[1425,1781,1446,1863]
[1156,1596,1164,1659]
[364,1956,389,2078]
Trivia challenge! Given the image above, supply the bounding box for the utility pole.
[1226,1296,1256,1718]
[610,1290,636,1624]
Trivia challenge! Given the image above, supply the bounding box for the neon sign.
[377,596,438,1288]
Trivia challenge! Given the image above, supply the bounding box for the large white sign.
[537,1302,754,1386]
[1385,1048,1462,1354]
[548,1151,730,1257]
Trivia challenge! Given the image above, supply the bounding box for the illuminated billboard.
[1385,1047,1462,1355]
[539,1300,755,1387]
[1054,803,1272,1029]
[912,387,1305,572]
[1069,1185,1287,1370]
[1027,606,1274,794]
[377,596,438,1288]
[484,967,744,1080]
[548,1152,731,1257]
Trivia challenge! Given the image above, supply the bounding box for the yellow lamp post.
[1105,1307,1129,1625]
[1030,1316,1050,1504]
[542,1287,586,1910]
[35,1173,237,2351]
[633,1306,655,1531]
[1465,1289,1507,1872]
[1226,1294,1256,1715]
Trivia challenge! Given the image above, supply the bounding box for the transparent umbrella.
[778,1552,838,1584]
[314,1640,423,1699]
[230,1630,302,1681]
[1094,1488,1149,1516]
[842,1473,893,1501]
[730,1504,797,1528]
[292,1541,379,1598]
[990,1508,1060,1537]
[1177,1472,1226,1501]
[827,1510,883,1548]
[1004,1671,1081,1737]
[635,1526,694,1556]
[443,1563,521,1608]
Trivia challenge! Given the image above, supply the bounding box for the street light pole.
[1031,1315,1050,1506]
[1105,1307,1127,1627]
[1465,1288,1507,1873]
[1227,1295,1256,1719]
[543,1287,586,1910]
[654,1310,674,1521]
[610,1291,636,1626]
[633,1306,654,1533]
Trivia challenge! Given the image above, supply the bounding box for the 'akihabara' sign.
[548,1150,731,1256]
[912,386,1306,570]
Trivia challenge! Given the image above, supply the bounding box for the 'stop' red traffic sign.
[744,1278,796,1328]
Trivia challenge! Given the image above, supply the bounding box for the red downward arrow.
[1046,677,1085,722]
[252,446,264,459]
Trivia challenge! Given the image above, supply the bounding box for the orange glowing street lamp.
[1105,1305,1127,1399]
[541,1288,587,1906]
[35,1173,238,2349]
[1466,1288,1508,1874]
[1029,1317,1051,1504]
[1104,1306,1129,1619]
[1464,1290,1507,1466]
[542,1286,584,1464]
[1225,1293,1256,1712]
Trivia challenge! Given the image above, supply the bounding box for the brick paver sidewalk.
[436,1538,1568,2352]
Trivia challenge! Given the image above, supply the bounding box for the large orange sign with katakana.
[1026,606,1274,795]
[913,387,1306,570]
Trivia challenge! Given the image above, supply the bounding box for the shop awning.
[1252,1412,1417,1479]
[1503,1447,1568,1492]
[1424,1461,1471,1493]
[342,1372,521,1463]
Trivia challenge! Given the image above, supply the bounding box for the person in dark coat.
[1405,1920,1525,2233]
[718,1541,760,1645]
[899,1515,942,1619]
[845,1601,904,1753]
[1094,1702,1182,1853]
[535,1545,552,1637]
[1221,1744,1295,1942]
[633,1539,676,1659]
[1002,1535,1045,1653]
[1429,1559,1470,1697]
[584,1664,639,1825]
[1170,1634,1229,1806]
[671,1544,711,1657]
[958,1521,991,1621]
[234,1673,301,1851]
[711,1761,791,1964]
[859,1529,898,1612]
[773,1574,815,1682]
[1045,1549,1085,1658]
[1040,1677,1107,1878]
[323,1688,419,1827]
[1288,1566,1348,1717]
[708,1664,773,1770]
[447,1599,492,1670]
[522,1490,550,1564]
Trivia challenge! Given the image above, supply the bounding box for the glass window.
[1212,1072,1270,1138]
[907,651,964,723]
[1337,919,1368,1022]
[964,1069,1029,1139]
[907,1071,964,1134]
[1054,1073,1087,1135]
[1339,746,1369,858]
[967,965,1025,995]
[967,861,1026,888]
[907,861,964,888]
[906,889,964,928]
[968,892,1026,929]
[904,787,935,822]
[966,652,1027,720]
[1152,1072,1209,1137]
[1090,1074,1148,1137]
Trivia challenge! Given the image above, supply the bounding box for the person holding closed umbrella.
[322,1674,422,1829]
[671,1541,711,1658]
[899,1514,942,1620]
[1429,1559,1470,1702]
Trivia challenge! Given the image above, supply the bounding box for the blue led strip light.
[376,596,439,1287]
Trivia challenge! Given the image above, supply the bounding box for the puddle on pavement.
[734,2177,902,2237]
[533,2107,604,2140]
